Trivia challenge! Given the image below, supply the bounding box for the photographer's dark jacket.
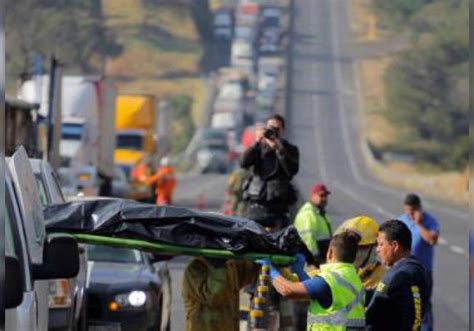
[240,140,299,218]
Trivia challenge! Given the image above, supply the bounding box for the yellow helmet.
[335,216,379,246]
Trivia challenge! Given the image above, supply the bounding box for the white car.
[258,74,278,91]
[211,111,243,130]
[218,82,244,100]
[234,26,257,44]
[58,167,79,197]
[6,147,79,331]
[232,58,255,77]
[231,41,254,64]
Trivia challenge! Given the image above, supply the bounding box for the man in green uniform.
[294,183,332,264]
[182,257,258,331]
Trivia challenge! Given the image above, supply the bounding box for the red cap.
[311,183,331,195]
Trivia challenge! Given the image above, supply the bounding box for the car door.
[8,147,50,330]
[41,161,66,203]
[5,169,37,331]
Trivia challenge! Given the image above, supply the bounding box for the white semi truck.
[18,75,117,196]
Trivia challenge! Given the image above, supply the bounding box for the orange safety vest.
[147,166,176,205]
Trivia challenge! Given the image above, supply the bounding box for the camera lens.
[264,128,276,140]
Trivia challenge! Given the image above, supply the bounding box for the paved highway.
[167,1,469,330]
[289,0,469,329]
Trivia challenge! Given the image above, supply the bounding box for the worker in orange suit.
[131,157,150,182]
[146,156,176,206]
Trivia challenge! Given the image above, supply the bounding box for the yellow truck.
[114,94,158,201]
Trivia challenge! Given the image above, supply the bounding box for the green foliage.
[5,0,122,78]
[169,95,195,155]
[371,0,433,30]
[380,0,468,170]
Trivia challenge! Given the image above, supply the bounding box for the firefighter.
[334,216,386,293]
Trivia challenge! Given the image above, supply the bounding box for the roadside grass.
[348,0,391,42]
[349,0,468,205]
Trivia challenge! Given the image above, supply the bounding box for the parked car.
[213,8,234,42]
[258,28,280,54]
[86,244,171,331]
[211,111,244,131]
[256,89,278,109]
[6,147,79,331]
[260,6,282,30]
[234,25,257,45]
[30,158,89,331]
[213,97,245,114]
[231,40,254,66]
[258,74,278,91]
[217,82,244,100]
[58,167,79,198]
[196,145,229,174]
[76,165,101,196]
[232,58,256,77]
[111,166,132,198]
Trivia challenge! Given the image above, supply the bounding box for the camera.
[264,127,277,140]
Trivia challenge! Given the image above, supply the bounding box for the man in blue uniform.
[366,220,428,331]
[398,194,439,331]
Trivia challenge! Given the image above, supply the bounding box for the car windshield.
[62,123,83,140]
[116,133,144,150]
[58,169,74,187]
[34,175,50,206]
[202,129,227,141]
[114,167,127,181]
[86,244,143,263]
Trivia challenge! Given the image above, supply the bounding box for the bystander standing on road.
[398,194,439,331]
[366,220,428,331]
[294,183,333,265]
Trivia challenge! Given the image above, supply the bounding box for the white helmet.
[160,156,170,167]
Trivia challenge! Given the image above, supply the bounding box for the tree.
[5,0,122,79]
[190,0,213,41]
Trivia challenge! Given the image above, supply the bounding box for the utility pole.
[46,56,63,170]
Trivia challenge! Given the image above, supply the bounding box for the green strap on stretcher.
[62,233,296,265]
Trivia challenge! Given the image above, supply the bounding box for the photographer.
[241,114,299,229]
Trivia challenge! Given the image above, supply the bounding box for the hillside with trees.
[371,0,468,170]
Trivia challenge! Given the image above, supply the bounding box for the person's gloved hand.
[292,253,306,272]
[291,253,310,281]
[255,259,281,280]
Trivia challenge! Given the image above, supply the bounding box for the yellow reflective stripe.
[412,286,422,330]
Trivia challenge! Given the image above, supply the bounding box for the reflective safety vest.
[294,202,332,257]
[308,263,365,331]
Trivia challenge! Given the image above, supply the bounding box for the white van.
[6,147,80,331]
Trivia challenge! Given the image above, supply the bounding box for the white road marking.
[332,180,392,218]
[328,0,365,187]
[438,237,448,245]
[449,245,466,255]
